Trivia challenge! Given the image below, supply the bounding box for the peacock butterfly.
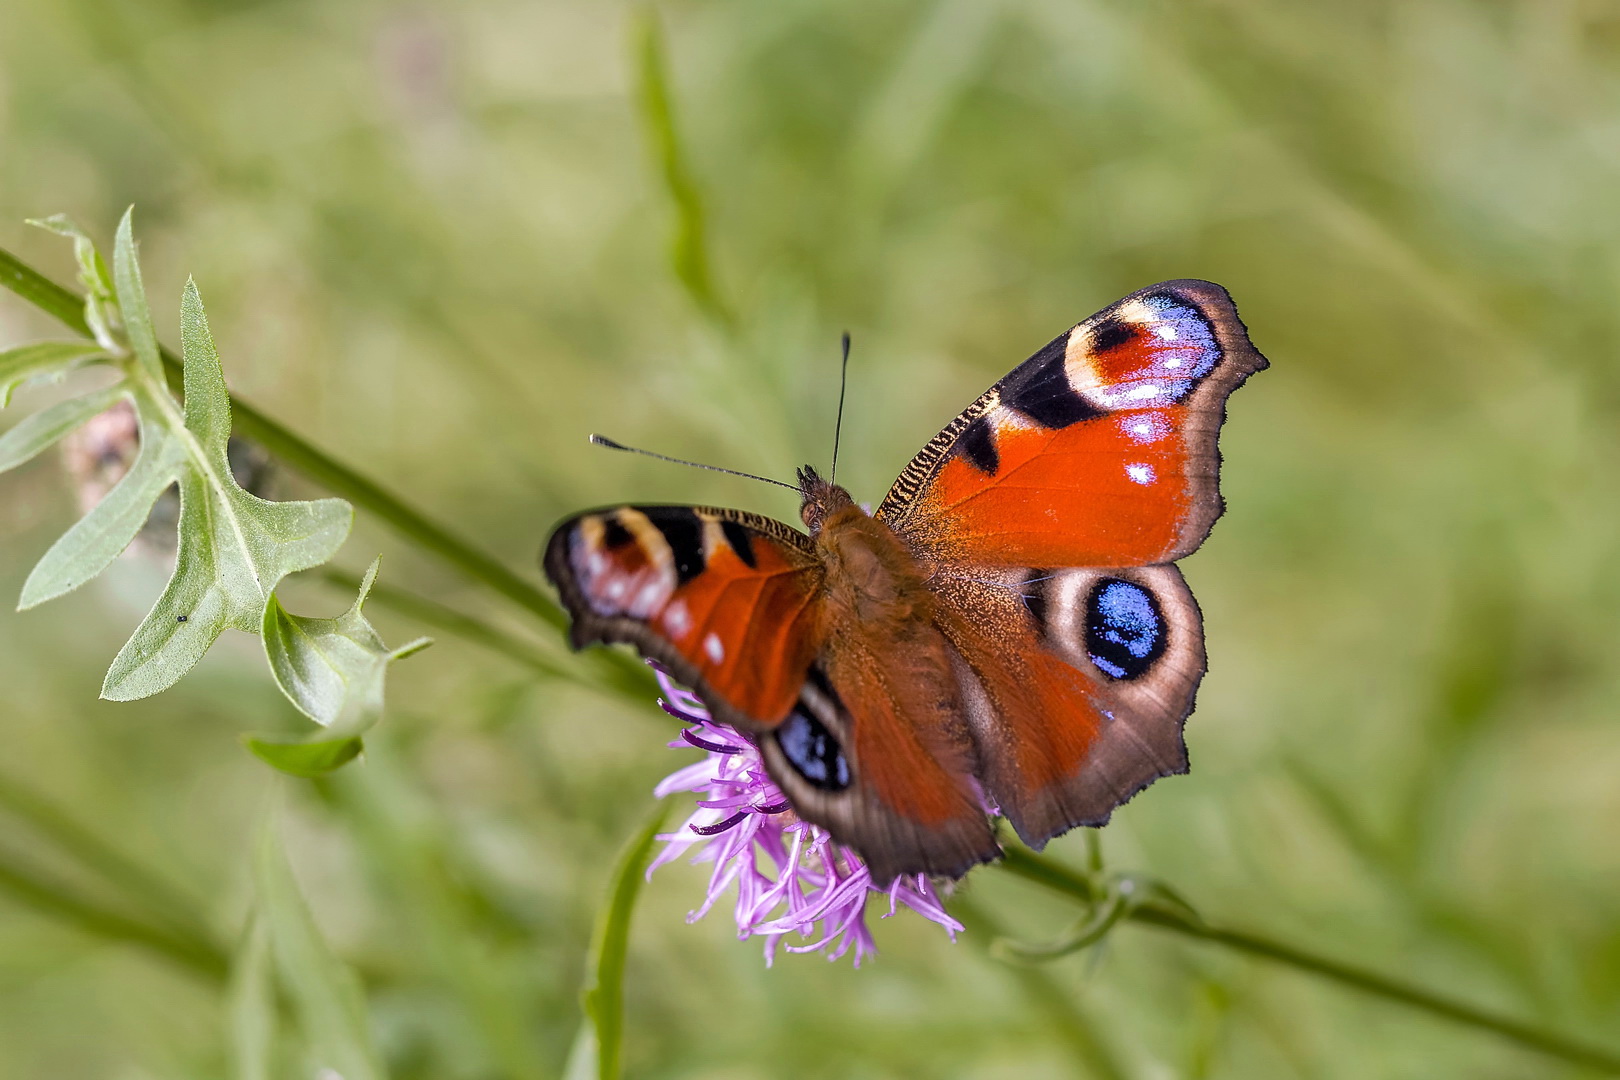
[543,280,1267,884]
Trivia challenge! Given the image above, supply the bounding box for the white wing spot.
[1163,357,1182,369]
[704,632,725,665]
[664,599,691,637]
[1126,463,1156,485]
[1155,324,1179,341]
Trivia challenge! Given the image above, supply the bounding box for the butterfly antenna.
[829,331,852,485]
[589,434,801,492]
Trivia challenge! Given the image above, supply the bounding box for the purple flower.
[646,664,963,966]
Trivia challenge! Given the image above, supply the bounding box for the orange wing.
[544,505,824,728]
[878,280,1267,568]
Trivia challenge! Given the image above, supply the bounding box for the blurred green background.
[3,0,1620,1076]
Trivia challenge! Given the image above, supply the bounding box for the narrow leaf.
[0,383,126,475]
[0,341,108,407]
[580,802,669,1080]
[228,914,276,1080]
[30,214,118,351]
[244,735,364,778]
[19,412,183,609]
[112,208,164,383]
[256,813,385,1080]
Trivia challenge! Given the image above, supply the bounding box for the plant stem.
[952,895,1131,1080]
[0,850,228,982]
[0,243,654,697]
[997,847,1620,1075]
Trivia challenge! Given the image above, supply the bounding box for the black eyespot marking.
[600,516,634,550]
[638,506,706,584]
[775,708,851,791]
[958,414,1000,474]
[176,615,188,623]
[1089,314,1138,352]
[1004,334,1105,429]
[1085,577,1167,680]
[719,519,757,568]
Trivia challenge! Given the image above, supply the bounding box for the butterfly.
[543,280,1267,884]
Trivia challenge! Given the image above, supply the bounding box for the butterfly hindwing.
[544,505,824,727]
[930,564,1204,847]
[879,279,1267,568]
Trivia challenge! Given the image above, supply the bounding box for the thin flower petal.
[645,663,963,964]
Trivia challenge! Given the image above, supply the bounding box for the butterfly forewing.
[879,279,1267,568]
[544,505,824,728]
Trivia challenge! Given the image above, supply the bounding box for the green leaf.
[243,735,364,778]
[28,214,118,351]
[18,412,184,609]
[0,382,127,475]
[112,208,164,384]
[576,802,669,1080]
[247,557,429,777]
[0,341,108,407]
[100,279,352,701]
[255,812,385,1080]
[228,913,276,1080]
[262,557,432,733]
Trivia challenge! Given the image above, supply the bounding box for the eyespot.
[1085,578,1166,680]
[775,709,851,791]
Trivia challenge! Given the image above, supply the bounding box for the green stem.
[952,895,1131,1080]
[0,849,228,982]
[314,566,567,680]
[0,243,655,698]
[997,848,1620,1075]
[0,770,211,942]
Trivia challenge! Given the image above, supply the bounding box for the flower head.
[646,664,963,966]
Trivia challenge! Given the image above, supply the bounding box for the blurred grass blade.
[101,277,352,701]
[19,414,183,609]
[228,913,276,1080]
[256,810,385,1080]
[631,7,731,326]
[0,382,125,474]
[576,801,669,1080]
[848,0,1001,201]
[0,340,108,406]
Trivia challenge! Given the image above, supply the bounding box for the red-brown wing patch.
[543,505,824,727]
[879,280,1267,569]
[759,632,1001,885]
[932,564,1203,848]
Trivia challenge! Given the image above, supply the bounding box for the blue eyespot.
[1085,578,1166,680]
[776,709,851,791]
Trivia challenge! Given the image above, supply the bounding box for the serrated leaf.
[19,407,184,609]
[255,813,385,1080]
[262,557,431,735]
[0,382,127,475]
[112,208,163,383]
[0,341,109,407]
[101,280,351,701]
[244,735,364,778]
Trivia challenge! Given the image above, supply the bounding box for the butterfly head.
[796,464,857,535]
